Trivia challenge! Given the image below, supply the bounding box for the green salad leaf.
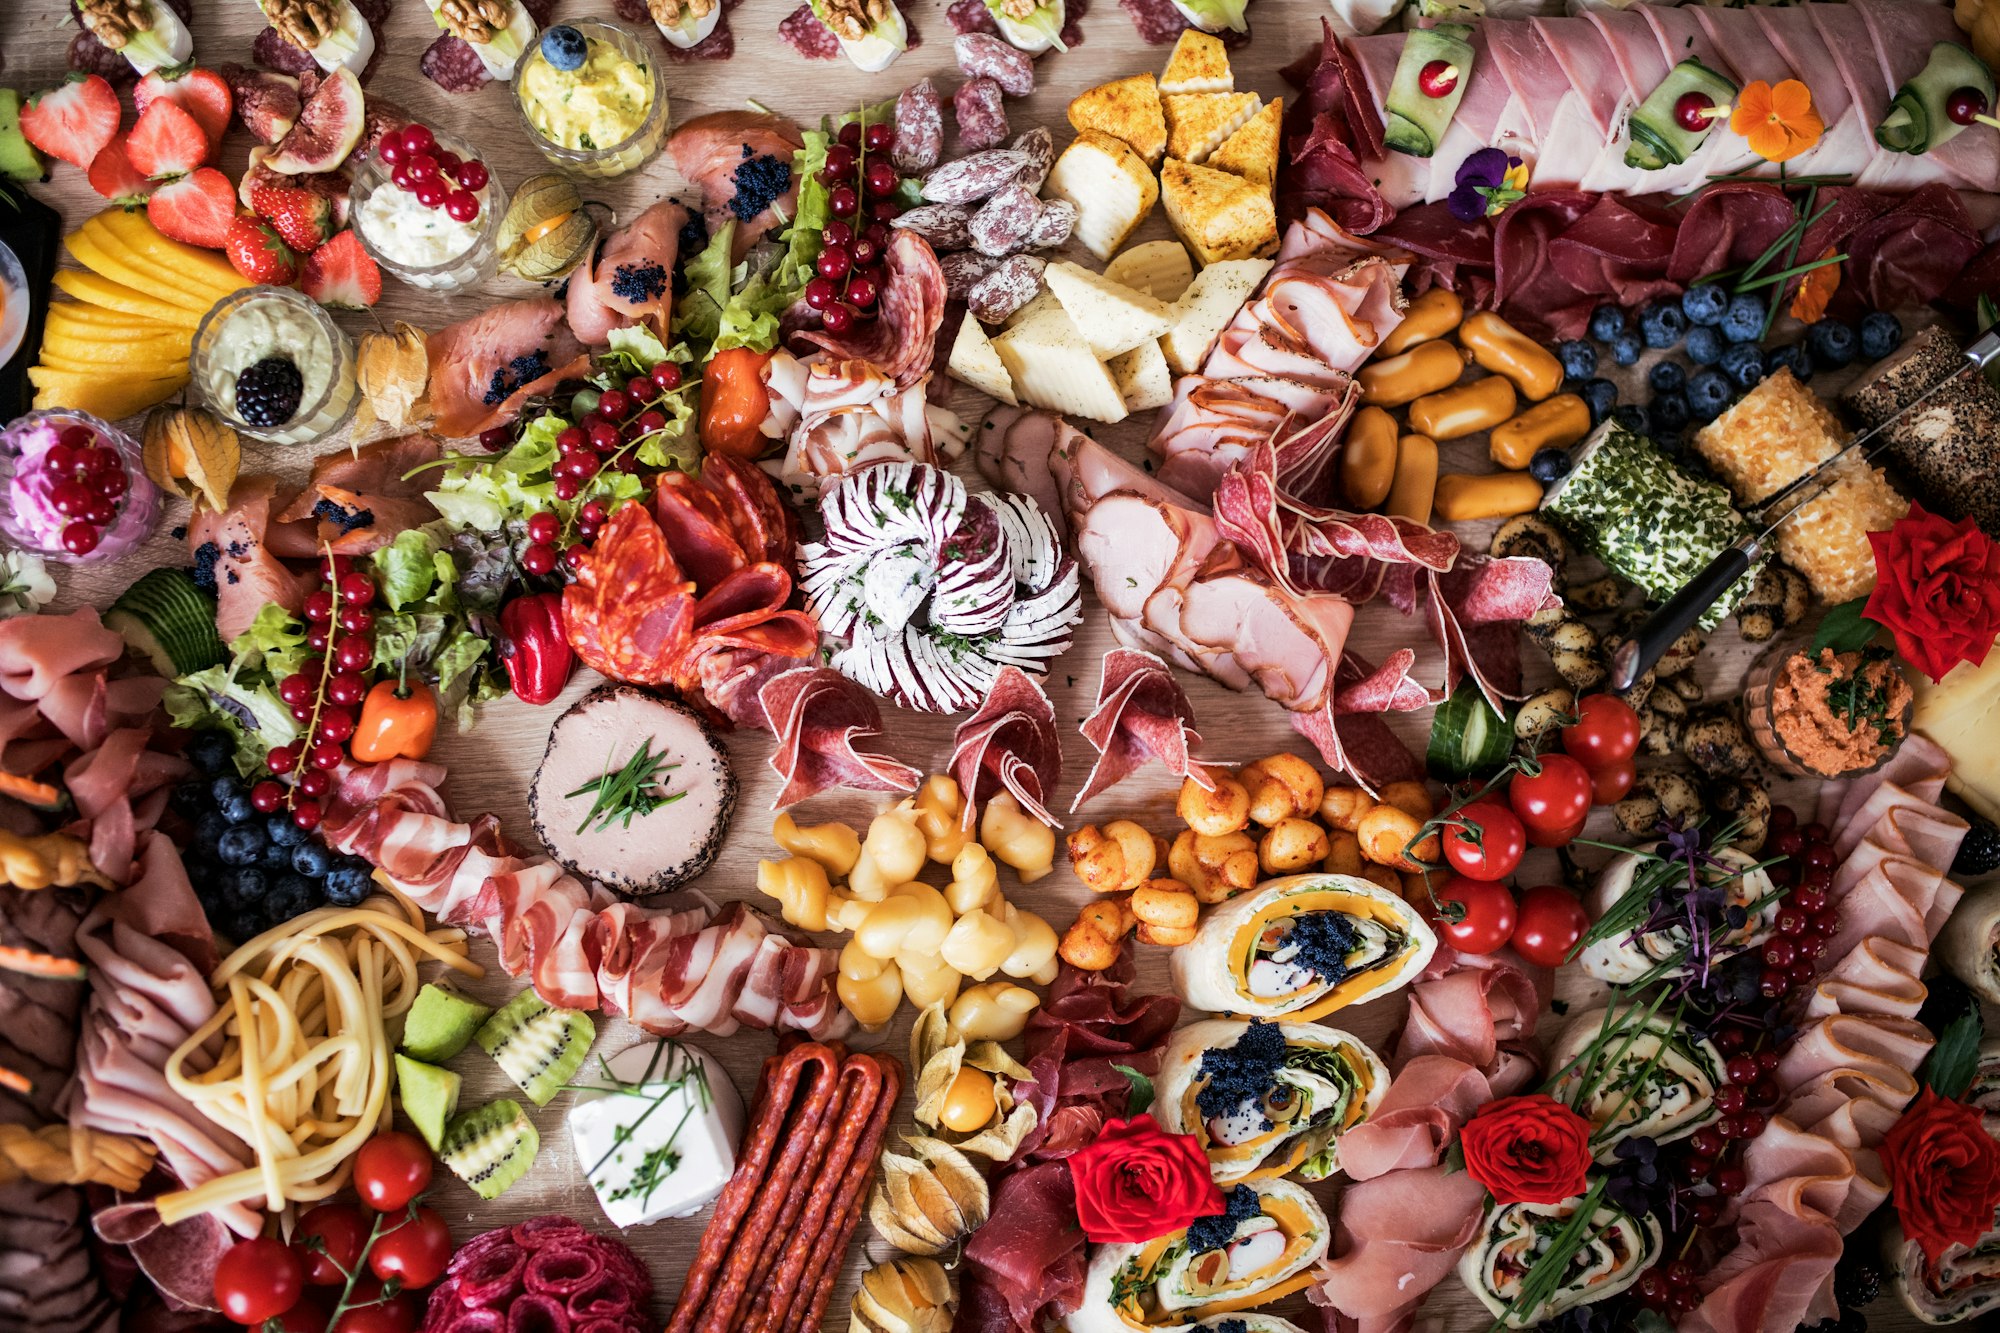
[162,604,314,775]
[425,414,647,534]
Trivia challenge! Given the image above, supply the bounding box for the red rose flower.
[1864,503,2000,683]
[1065,1114,1225,1244]
[1880,1088,2000,1263]
[1460,1094,1594,1206]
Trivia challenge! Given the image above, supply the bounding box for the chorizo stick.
[788,1053,905,1333]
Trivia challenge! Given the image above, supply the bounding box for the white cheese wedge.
[570,1039,745,1230]
[1104,240,1196,303]
[1043,261,1173,359]
[993,303,1129,423]
[1162,92,1262,165]
[1109,337,1173,412]
[1004,291,1062,331]
[1043,130,1159,263]
[948,311,1019,405]
[1160,257,1272,375]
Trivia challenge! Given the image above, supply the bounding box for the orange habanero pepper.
[699,346,775,461]
[350,679,439,763]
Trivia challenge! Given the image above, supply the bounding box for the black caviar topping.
[611,261,669,304]
[191,541,219,593]
[312,498,375,535]
[1185,1185,1261,1256]
[1194,1020,1288,1128]
[728,151,792,222]
[1287,911,1362,985]
[484,350,551,406]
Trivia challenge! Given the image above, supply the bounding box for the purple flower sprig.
[1447,148,1527,223]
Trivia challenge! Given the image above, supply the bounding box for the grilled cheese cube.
[1161,157,1278,266]
[1104,240,1195,303]
[1043,261,1173,359]
[1043,130,1159,263]
[1109,337,1173,412]
[1066,74,1167,167]
[1159,257,1272,375]
[1159,29,1233,94]
[947,310,1018,405]
[1209,97,1282,187]
[991,303,1130,424]
[1163,92,1261,165]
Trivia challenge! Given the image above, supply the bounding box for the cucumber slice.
[1426,681,1515,780]
[105,568,226,678]
[1383,24,1475,159]
[1877,42,1995,155]
[1626,58,1737,172]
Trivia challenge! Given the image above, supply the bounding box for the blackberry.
[1833,1258,1883,1311]
[234,356,303,428]
[1918,971,1980,1035]
[1953,817,2000,877]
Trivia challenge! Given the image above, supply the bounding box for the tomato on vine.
[1511,884,1590,968]
[1440,800,1526,882]
[1560,694,1641,770]
[1590,757,1637,805]
[369,1206,452,1289]
[352,1131,433,1212]
[1510,754,1595,846]
[1425,875,1518,954]
[296,1202,369,1287]
[213,1237,306,1325]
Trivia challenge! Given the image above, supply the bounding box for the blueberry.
[1612,404,1649,434]
[173,778,209,812]
[1687,369,1734,420]
[1529,447,1573,483]
[268,814,309,847]
[1556,340,1597,380]
[1806,319,1858,370]
[1685,324,1725,366]
[220,791,260,825]
[187,732,234,776]
[1579,377,1618,424]
[210,775,243,807]
[540,24,588,72]
[1719,341,1767,391]
[1721,293,1766,343]
[1654,429,1684,457]
[323,862,374,908]
[1681,283,1729,326]
[265,874,319,924]
[1652,393,1691,432]
[194,883,227,921]
[261,839,295,873]
[1859,310,1904,362]
[216,824,268,867]
[292,841,336,879]
[1647,361,1687,396]
[222,866,269,909]
[195,809,230,851]
[1610,332,1643,367]
[1588,304,1627,343]
[1639,300,1687,350]
[220,910,265,944]
[1766,343,1814,384]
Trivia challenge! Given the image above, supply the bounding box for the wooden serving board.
[2,1,1934,1329]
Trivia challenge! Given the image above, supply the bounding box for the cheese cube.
[1044,130,1159,263]
[1209,97,1282,187]
[1105,240,1195,303]
[1161,157,1278,266]
[947,310,1018,405]
[1160,30,1233,95]
[992,303,1130,423]
[1043,261,1173,359]
[1163,92,1261,165]
[570,1040,745,1229]
[1067,74,1167,167]
[1110,338,1174,412]
[1160,257,1272,375]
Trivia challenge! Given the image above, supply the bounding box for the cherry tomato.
[1511,884,1590,968]
[352,1132,433,1212]
[1561,695,1641,770]
[1590,758,1637,805]
[213,1237,307,1325]
[268,1295,332,1333]
[332,1294,419,1333]
[1510,755,1596,846]
[1440,801,1526,882]
[369,1206,453,1289]
[1426,875,1518,954]
[296,1202,369,1287]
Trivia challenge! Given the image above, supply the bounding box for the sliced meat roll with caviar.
[1576,845,1782,985]
[1171,875,1436,1022]
[565,199,687,346]
[528,685,738,895]
[1072,1179,1329,1333]
[1460,1194,1661,1328]
[667,111,804,261]
[1542,1005,1726,1161]
[1150,1018,1388,1183]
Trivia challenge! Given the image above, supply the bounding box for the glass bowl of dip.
[1741,626,1915,779]
[0,240,29,368]
[513,19,668,179]
[351,131,508,292]
[192,286,358,447]
[0,410,161,563]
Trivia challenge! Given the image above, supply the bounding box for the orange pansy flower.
[1789,247,1841,324]
[1731,79,1826,163]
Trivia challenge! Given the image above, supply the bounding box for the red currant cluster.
[803,121,905,336]
[1634,1259,1702,1316]
[1758,806,1840,999]
[376,123,489,224]
[521,503,610,577]
[43,424,130,555]
[261,558,380,831]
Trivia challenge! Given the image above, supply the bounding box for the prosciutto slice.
[1071,649,1208,810]
[949,667,1062,827]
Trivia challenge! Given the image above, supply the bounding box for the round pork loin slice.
[529,685,738,896]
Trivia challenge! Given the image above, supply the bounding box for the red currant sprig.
[266,553,378,830]
[804,117,904,335]
[1756,807,1840,998]
[378,122,489,224]
[44,423,129,556]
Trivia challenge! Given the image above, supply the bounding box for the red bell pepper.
[500,591,576,706]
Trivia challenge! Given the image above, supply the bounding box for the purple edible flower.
[1447,148,1526,223]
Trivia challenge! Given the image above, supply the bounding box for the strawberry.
[224,217,300,285]
[127,98,212,179]
[134,65,234,161]
[87,139,152,205]
[147,168,237,249]
[18,73,120,171]
[249,182,334,254]
[301,231,382,310]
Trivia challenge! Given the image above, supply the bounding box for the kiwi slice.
[401,983,493,1063]
[394,1054,461,1152]
[475,989,595,1106]
[439,1099,539,1200]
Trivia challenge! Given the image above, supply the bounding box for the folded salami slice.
[1074,648,1209,810]
[949,666,1063,827]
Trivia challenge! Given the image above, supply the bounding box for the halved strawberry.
[18,73,120,171]
[127,99,209,179]
[87,139,152,204]
[225,217,300,285]
[147,168,237,249]
[249,182,333,254]
[301,231,381,309]
[134,65,233,161]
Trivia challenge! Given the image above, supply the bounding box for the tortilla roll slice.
[1459,1194,1661,1328]
[1151,1018,1389,1183]
[1938,881,2000,1006]
[1970,1037,2000,1123]
[1544,1005,1727,1162]
[1072,1178,1329,1333]
[1884,1216,2000,1326]
[1181,1318,1308,1333]
[1170,875,1437,1022]
[1577,845,1781,985]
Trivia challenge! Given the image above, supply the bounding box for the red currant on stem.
[650,362,683,392]
[267,743,299,776]
[564,544,588,571]
[458,160,490,191]
[61,522,100,555]
[292,799,323,831]
[297,768,332,799]
[823,219,854,249]
[846,275,880,309]
[415,181,449,210]
[1713,1084,1745,1114]
[864,121,894,152]
[837,122,862,149]
[850,236,879,267]
[817,246,851,280]
[596,388,630,420]
[804,276,837,310]
[339,572,376,606]
[309,741,344,771]
[829,184,859,218]
[317,708,356,744]
[823,303,856,334]
[304,589,335,623]
[554,476,582,501]
[521,543,558,577]
[250,780,285,813]
[527,512,560,546]
[336,637,374,673]
[338,605,375,634]
[586,418,621,452]
[327,672,367,707]
[864,160,899,197]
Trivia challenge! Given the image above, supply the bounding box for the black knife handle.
[1609,545,1756,690]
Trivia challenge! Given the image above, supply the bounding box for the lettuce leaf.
[426,414,646,533]
[165,671,302,775]
[373,527,445,611]
[229,603,311,683]
[673,221,739,350]
[1174,0,1250,32]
